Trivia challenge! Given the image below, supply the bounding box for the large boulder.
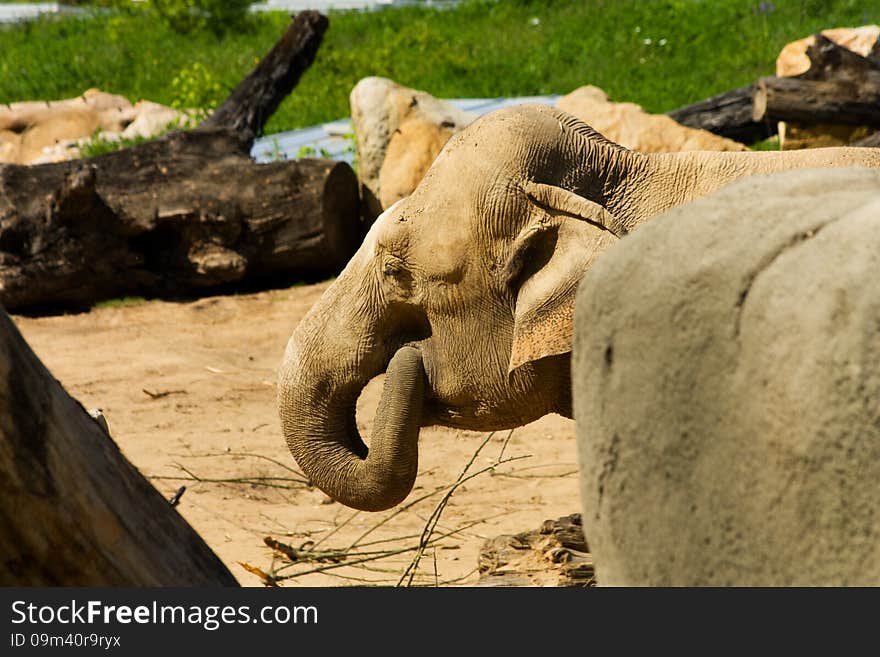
[556,86,746,152]
[350,76,476,220]
[775,26,880,149]
[573,167,880,586]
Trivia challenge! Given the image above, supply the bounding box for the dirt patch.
[13,281,579,586]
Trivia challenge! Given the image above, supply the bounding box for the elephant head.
[278,103,880,511]
[278,105,627,510]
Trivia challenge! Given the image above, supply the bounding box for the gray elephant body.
[278,104,880,512]
[573,167,880,585]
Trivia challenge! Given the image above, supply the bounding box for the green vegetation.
[77,130,153,158]
[750,135,782,151]
[77,113,197,158]
[151,0,252,36]
[1,0,878,135]
[93,296,147,308]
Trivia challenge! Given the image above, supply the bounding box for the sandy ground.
[12,281,580,587]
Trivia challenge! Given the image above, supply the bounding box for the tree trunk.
[0,309,237,586]
[0,10,361,312]
[198,10,328,143]
[753,33,880,126]
[0,131,359,311]
[666,84,775,144]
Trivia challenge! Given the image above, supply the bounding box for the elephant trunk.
[278,297,426,511]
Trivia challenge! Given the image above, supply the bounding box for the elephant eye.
[383,263,399,277]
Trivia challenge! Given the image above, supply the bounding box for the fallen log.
[0,10,361,312]
[753,77,880,126]
[753,34,880,127]
[666,84,775,144]
[0,308,237,585]
[478,514,595,587]
[0,132,359,310]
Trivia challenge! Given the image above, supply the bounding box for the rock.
[121,101,193,140]
[0,130,18,163]
[18,108,102,164]
[0,88,133,134]
[0,89,189,165]
[556,85,747,152]
[378,116,457,209]
[775,26,880,149]
[350,76,476,220]
[573,167,880,586]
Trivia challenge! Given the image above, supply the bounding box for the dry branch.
[247,432,529,587]
[396,432,527,587]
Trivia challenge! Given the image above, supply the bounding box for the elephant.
[572,167,880,585]
[277,103,880,512]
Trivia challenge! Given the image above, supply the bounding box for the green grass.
[1,0,878,135]
[77,130,154,158]
[750,135,781,151]
[93,296,148,308]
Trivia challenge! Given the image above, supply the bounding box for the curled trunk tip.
[280,345,426,511]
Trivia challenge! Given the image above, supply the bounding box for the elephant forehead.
[411,218,472,275]
[370,200,473,273]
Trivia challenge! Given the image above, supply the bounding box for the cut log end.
[752,79,768,123]
[321,160,366,267]
[667,84,774,145]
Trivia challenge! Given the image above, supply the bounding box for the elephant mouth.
[413,350,573,431]
[358,342,435,426]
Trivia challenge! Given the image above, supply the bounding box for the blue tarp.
[250,95,560,164]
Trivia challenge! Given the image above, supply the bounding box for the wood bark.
[753,34,880,126]
[0,308,237,585]
[0,131,359,311]
[666,84,775,144]
[0,10,361,312]
[478,514,595,587]
[198,10,328,142]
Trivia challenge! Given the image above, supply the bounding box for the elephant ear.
[504,182,625,374]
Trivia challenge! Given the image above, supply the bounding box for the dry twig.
[246,430,529,587]
[396,432,527,586]
[142,388,187,399]
[150,463,309,490]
